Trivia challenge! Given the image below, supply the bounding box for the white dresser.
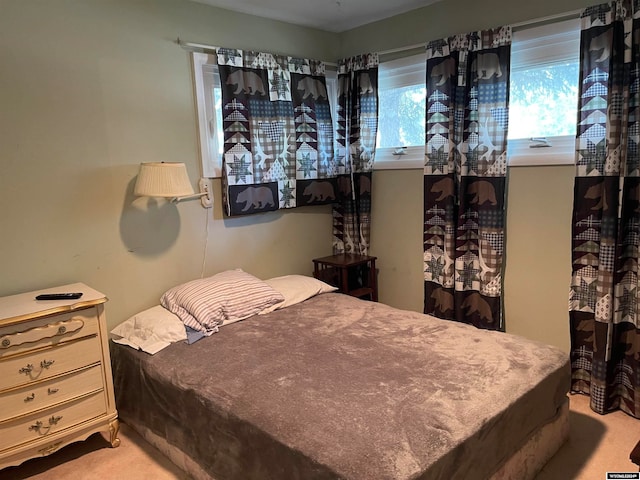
[0,283,119,469]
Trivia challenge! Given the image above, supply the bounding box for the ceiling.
[191,0,443,33]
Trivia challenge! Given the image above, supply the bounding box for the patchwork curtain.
[423,28,511,330]
[216,48,337,216]
[569,0,640,418]
[332,54,379,254]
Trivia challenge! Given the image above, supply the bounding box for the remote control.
[35,293,83,300]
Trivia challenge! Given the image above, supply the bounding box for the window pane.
[508,62,579,139]
[377,84,425,148]
[214,86,223,155]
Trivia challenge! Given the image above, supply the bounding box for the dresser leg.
[109,419,121,448]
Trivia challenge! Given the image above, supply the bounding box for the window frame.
[507,18,580,167]
[374,53,426,170]
[191,52,223,178]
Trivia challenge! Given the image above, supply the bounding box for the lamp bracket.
[169,180,213,208]
[198,178,213,208]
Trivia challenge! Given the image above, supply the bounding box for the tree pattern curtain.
[423,28,511,330]
[569,0,640,418]
[332,54,379,254]
[216,48,337,216]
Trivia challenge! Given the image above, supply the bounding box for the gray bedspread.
[110,293,569,480]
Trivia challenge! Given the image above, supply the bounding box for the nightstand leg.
[109,418,121,448]
[341,267,349,295]
[370,259,378,302]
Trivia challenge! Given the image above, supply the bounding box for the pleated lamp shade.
[134,162,195,198]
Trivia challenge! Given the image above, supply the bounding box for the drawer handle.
[29,415,63,435]
[40,359,55,369]
[19,360,55,378]
[24,393,35,402]
[0,318,84,349]
[48,387,59,395]
[29,421,43,433]
[49,415,62,425]
[38,442,62,456]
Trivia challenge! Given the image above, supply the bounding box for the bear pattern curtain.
[569,0,640,418]
[216,48,337,216]
[423,27,511,330]
[332,54,379,255]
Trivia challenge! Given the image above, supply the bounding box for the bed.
[110,273,570,480]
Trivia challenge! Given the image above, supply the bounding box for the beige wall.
[0,0,337,327]
[0,0,594,350]
[503,166,575,351]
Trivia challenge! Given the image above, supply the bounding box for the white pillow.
[160,269,284,333]
[260,275,338,314]
[110,305,187,355]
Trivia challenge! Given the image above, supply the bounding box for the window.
[375,54,426,169]
[373,18,580,170]
[325,71,339,165]
[191,52,223,177]
[508,18,580,166]
[191,54,340,178]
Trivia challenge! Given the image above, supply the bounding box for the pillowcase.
[160,269,284,333]
[260,274,338,314]
[110,305,187,355]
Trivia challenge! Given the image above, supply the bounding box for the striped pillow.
[160,269,284,335]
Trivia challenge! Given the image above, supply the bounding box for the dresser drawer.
[0,391,107,452]
[0,308,99,358]
[0,336,102,391]
[0,365,104,422]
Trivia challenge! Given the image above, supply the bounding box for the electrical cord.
[200,207,210,278]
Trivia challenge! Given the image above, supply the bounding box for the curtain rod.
[377,43,425,56]
[176,37,423,66]
[371,8,582,58]
[511,8,581,29]
[176,38,339,66]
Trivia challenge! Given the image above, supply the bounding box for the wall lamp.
[134,162,212,208]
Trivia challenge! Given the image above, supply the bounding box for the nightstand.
[0,283,119,469]
[312,253,378,301]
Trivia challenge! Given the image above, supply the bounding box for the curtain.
[423,28,512,330]
[569,0,640,418]
[332,54,379,254]
[216,48,336,217]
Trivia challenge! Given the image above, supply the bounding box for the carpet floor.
[0,393,637,479]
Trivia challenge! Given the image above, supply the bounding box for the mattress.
[110,293,570,480]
